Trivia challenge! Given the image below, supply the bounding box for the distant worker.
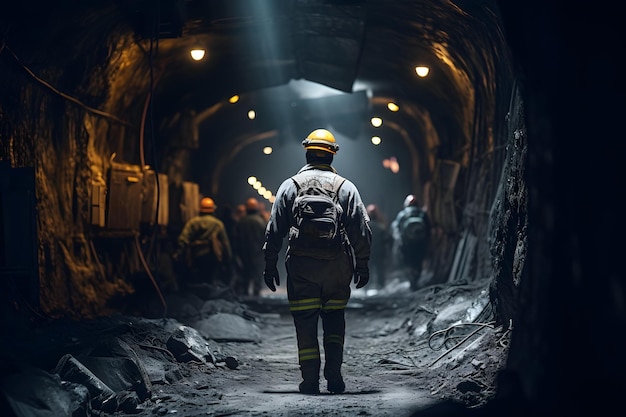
[234,203,246,222]
[366,204,392,289]
[263,128,372,395]
[390,194,431,291]
[258,200,271,223]
[173,197,233,290]
[234,197,268,296]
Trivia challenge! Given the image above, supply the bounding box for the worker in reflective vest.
[263,129,372,395]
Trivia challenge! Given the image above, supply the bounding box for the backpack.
[399,210,428,247]
[288,173,346,258]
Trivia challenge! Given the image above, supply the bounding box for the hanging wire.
[0,45,134,128]
[134,1,167,319]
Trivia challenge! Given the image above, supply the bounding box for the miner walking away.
[262,128,372,395]
[173,197,233,292]
[390,194,431,291]
[233,197,268,296]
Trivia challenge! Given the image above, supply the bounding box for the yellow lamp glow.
[248,110,256,120]
[229,95,240,104]
[190,49,206,61]
[371,117,383,127]
[415,66,430,77]
[387,102,399,112]
[247,176,257,185]
[371,136,382,145]
[263,146,273,155]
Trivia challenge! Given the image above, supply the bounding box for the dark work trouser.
[286,251,353,383]
[401,242,428,289]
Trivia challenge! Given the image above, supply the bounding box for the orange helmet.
[302,129,339,154]
[199,197,216,213]
[246,197,260,211]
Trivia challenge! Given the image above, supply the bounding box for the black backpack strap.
[331,175,346,196]
[290,175,302,191]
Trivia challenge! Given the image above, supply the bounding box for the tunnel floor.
[1,277,506,416]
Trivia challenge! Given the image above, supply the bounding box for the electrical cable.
[134,233,167,318]
[132,2,167,319]
[0,44,134,128]
[427,321,495,367]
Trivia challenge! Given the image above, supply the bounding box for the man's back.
[262,129,371,395]
[394,206,430,250]
[236,212,266,261]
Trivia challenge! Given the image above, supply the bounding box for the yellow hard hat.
[302,129,339,154]
[199,197,216,213]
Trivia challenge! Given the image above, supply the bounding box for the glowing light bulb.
[190,49,205,61]
[371,117,383,128]
[387,102,399,112]
[415,66,430,77]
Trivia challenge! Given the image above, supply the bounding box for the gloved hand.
[353,265,369,289]
[264,266,280,292]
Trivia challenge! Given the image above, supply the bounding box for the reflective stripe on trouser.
[322,300,348,378]
[286,251,352,380]
[290,298,322,378]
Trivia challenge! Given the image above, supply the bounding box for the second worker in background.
[234,197,268,296]
[263,128,372,395]
[173,197,233,294]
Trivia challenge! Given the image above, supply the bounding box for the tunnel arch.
[0,0,515,358]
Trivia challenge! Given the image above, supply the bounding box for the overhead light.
[415,66,430,77]
[387,102,399,112]
[371,136,382,145]
[247,176,257,185]
[248,110,256,120]
[190,49,206,61]
[371,117,383,128]
[229,95,240,104]
[263,146,273,155]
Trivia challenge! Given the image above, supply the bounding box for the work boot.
[323,340,345,394]
[298,379,320,395]
[326,373,345,394]
[299,364,320,395]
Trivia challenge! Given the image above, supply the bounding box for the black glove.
[264,266,280,292]
[353,265,369,289]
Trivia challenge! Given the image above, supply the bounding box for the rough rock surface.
[0,278,508,416]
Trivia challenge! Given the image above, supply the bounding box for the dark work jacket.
[263,163,371,271]
[176,213,232,262]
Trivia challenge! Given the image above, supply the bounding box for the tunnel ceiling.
[109,0,506,152]
[1,0,510,182]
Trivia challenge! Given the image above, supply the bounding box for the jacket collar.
[297,163,337,174]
